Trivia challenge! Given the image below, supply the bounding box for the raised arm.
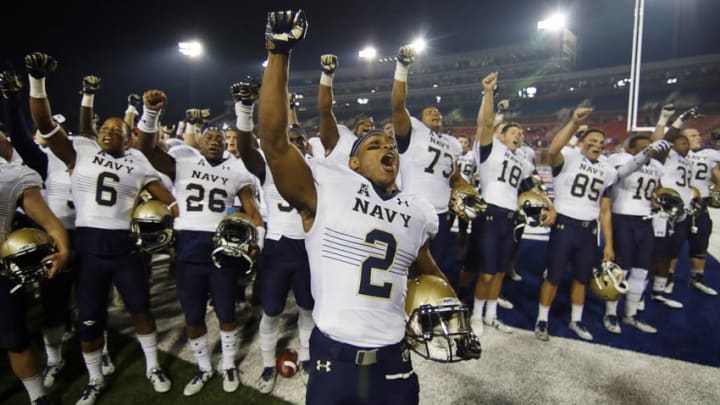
[124,93,141,130]
[25,52,77,170]
[183,109,201,149]
[259,10,316,225]
[0,70,48,178]
[318,54,341,153]
[548,107,592,169]
[231,77,266,181]
[616,140,671,178]
[391,46,414,138]
[476,72,498,147]
[78,75,100,138]
[134,89,176,180]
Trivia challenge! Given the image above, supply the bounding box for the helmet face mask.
[590,261,628,301]
[450,185,486,222]
[405,275,481,362]
[211,212,257,270]
[1,228,56,293]
[131,200,175,253]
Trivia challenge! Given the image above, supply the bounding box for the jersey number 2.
[358,230,397,299]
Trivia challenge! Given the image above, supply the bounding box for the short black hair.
[501,122,521,134]
[578,128,606,141]
[627,134,650,149]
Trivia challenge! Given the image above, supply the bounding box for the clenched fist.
[25,52,58,78]
[320,54,338,75]
[143,89,167,111]
[396,46,415,66]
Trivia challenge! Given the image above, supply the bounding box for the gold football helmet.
[131,200,175,253]
[1,228,56,293]
[590,261,628,301]
[405,275,481,362]
[211,211,257,270]
[687,186,702,216]
[709,184,720,209]
[449,184,486,222]
[517,190,548,227]
[651,187,684,220]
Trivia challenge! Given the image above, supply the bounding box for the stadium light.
[178,41,204,58]
[537,13,567,32]
[262,59,268,68]
[410,38,427,53]
[359,46,377,60]
[357,97,369,105]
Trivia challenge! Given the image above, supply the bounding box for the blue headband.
[349,129,388,157]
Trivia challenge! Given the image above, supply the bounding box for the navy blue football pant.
[688,199,712,258]
[612,214,654,270]
[476,205,516,275]
[430,212,456,286]
[546,215,600,285]
[260,237,313,316]
[306,328,418,405]
[175,230,245,326]
[652,218,690,262]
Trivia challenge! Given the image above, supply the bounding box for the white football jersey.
[169,146,255,232]
[399,117,462,213]
[518,145,536,166]
[323,125,355,166]
[72,144,160,230]
[660,149,693,209]
[259,151,304,240]
[305,161,438,347]
[607,153,664,216]
[457,150,477,184]
[553,148,617,221]
[307,136,326,160]
[688,148,720,198]
[476,138,533,211]
[0,163,43,240]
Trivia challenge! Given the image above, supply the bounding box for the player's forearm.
[3,97,48,179]
[259,53,291,153]
[475,92,494,144]
[318,84,340,151]
[548,120,578,160]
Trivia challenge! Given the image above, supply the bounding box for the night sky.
[2,0,718,126]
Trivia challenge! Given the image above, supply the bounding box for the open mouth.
[381,153,396,171]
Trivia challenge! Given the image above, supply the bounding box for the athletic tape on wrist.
[320,72,334,87]
[81,94,95,108]
[29,76,47,99]
[394,62,408,82]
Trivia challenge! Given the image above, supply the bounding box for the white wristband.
[656,116,670,127]
[167,201,177,210]
[235,102,254,132]
[80,94,94,108]
[38,124,62,139]
[256,226,265,251]
[125,105,138,116]
[671,117,684,130]
[29,76,47,99]
[176,121,186,136]
[394,62,408,82]
[320,72,334,87]
[137,109,160,133]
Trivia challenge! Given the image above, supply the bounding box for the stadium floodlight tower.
[537,12,576,72]
[178,41,204,58]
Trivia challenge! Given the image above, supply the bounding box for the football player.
[1,161,70,405]
[260,11,460,404]
[534,107,617,342]
[392,45,470,288]
[470,72,556,336]
[25,52,177,405]
[2,71,118,387]
[134,89,265,396]
[604,134,670,333]
[682,127,719,295]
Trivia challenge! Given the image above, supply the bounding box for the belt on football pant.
[556,214,596,229]
[317,330,404,366]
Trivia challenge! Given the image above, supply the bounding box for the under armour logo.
[396,198,409,207]
[316,360,332,372]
